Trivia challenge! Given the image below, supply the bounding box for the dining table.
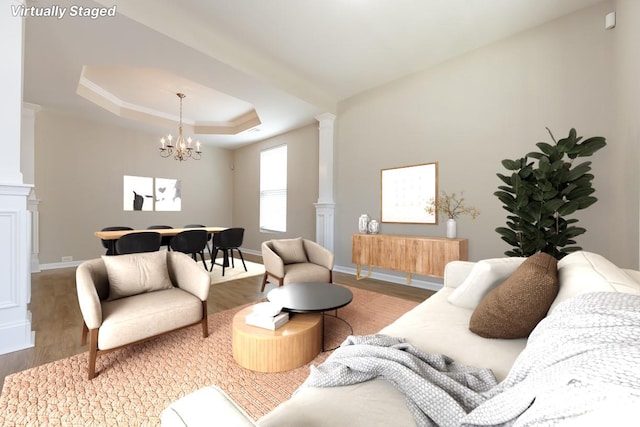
[94,226,227,240]
[95,226,228,257]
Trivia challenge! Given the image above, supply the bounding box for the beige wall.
[612,0,640,267]
[35,110,233,264]
[333,1,640,274]
[232,124,319,253]
[34,1,640,275]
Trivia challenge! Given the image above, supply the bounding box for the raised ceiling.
[23,0,605,148]
[77,66,261,135]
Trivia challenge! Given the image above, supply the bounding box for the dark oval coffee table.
[267,282,353,313]
[267,282,353,351]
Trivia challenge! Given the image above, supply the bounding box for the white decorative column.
[0,5,35,354]
[22,103,41,273]
[314,113,336,252]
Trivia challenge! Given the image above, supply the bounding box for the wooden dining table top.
[94,226,227,240]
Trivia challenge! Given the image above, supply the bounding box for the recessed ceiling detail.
[76,66,261,135]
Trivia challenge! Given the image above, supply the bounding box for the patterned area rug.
[0,286,420,426]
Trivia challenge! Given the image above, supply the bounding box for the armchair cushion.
[283,263,332,284]
[271,237,308,264]
[102,251,173,300]
[99,288,203,349]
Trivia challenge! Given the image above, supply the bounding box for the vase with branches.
[426,191,479,238]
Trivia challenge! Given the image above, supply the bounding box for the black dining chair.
[183,224,213,259]
[147,225,173,250]
[115,232,162,255]
[100,226,133,255]
[170,230,209,270]
[211,227,247,276]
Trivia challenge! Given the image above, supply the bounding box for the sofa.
[76,250,211,379]
[162,251,640,426]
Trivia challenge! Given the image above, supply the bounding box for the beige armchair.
[76,251,210,379]
[261,238,334,292]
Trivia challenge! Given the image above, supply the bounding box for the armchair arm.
[167,252,210,301]
[303,239,334,270]
[261,241,285,278]
[76,259,107,329]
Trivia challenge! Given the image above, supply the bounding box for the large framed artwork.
[380,162,438,224]
[122,176,182,211]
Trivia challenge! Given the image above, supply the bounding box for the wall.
[612,0,640,267]
[232,124,319,253]
[334,1,636,278]
[35,110,233,265]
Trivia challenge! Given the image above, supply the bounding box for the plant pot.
[446,218,457,238]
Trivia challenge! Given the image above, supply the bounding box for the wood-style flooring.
[0,253,434,390]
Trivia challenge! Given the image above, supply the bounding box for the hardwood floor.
[0,254,433,390]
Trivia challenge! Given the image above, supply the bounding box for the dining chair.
[115,231,162,255]
[100,226,133,255]
[147,225,173,250]
[183,224,213,259]
[211,227,247,276]
[170,230,209,270]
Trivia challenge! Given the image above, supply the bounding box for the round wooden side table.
[232,305,323,373]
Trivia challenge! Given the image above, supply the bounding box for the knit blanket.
[462,291,640,426]
[298,334,498,427]
[300,292,640,427]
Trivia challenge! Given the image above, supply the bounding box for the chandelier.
[159,93,202,161]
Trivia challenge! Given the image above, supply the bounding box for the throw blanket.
[462,291,640,427]
[298,334,498,427]
[301,292,640,427]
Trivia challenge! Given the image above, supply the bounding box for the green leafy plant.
[494,128,606,259]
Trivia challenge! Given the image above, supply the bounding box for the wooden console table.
[352,234,468,283]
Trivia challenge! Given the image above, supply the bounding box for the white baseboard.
[241,247,442,291]
[37,249,443,293]
[40,260,84,270]
[333,265,443,292]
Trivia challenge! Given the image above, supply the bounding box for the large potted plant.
[494,128,606,259]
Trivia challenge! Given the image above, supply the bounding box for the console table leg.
[406,273,412,284]
[356,264,372,280]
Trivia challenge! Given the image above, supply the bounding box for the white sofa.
[162,251,640,426]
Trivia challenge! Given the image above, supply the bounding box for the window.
[260,145,287,232]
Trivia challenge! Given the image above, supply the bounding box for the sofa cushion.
[448,257,526,309]
[469,253,559,339]
[272,238,308,264]
[102,251,173,300]
[549,251,640,312]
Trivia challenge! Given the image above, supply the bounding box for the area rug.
[206,258,265,285]
[0,286,419,426]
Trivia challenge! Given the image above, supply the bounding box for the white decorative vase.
[358,214,370,233]
[446,218,457,238]
[367,219,380,234]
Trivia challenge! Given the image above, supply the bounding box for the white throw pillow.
[448,257,526,309]
[102,251,174,300]
[272,238,308,264]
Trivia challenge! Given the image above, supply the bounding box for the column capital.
[315,112,336,123]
